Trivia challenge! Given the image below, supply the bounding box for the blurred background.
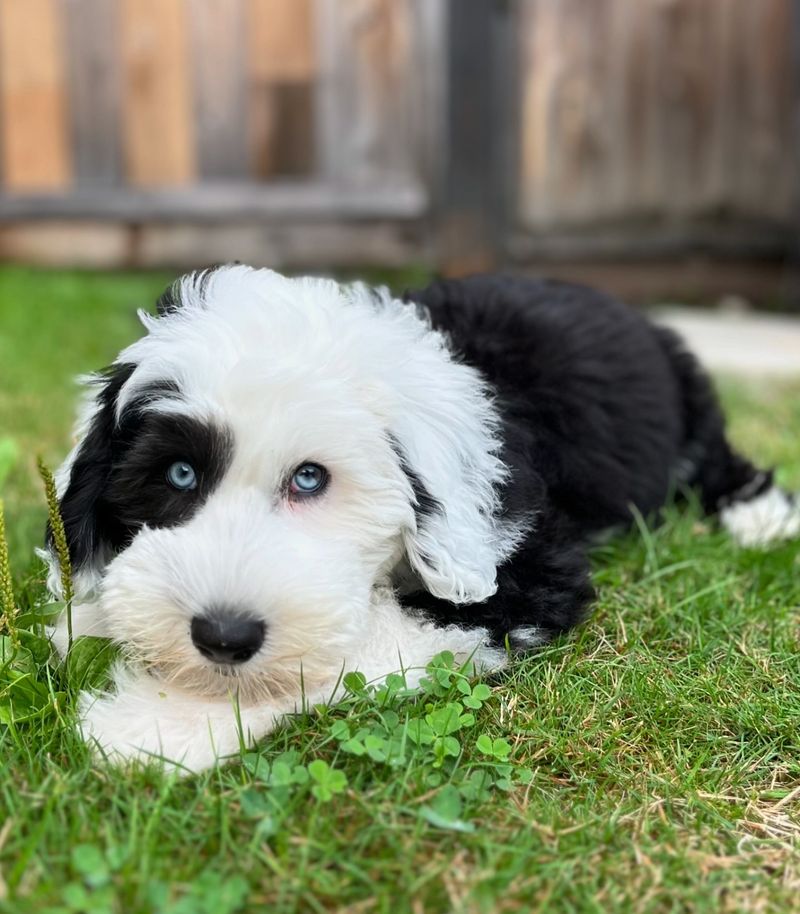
[0,0,799,571]
[0,0,797,309]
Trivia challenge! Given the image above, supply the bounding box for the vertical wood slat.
[0,0,72,191]
[729,0,794,217]
[614,0,711,217]
[248,0,315,81]
[316,0,416,188]
[188,0,248,179]
[63,0,122,186]
[518,0,796,230]
[121,0,196,186]
[246,0,315,178]
[248,83,314,178]
[405,0,447,192]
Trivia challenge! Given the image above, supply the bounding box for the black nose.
[190,614,265,665]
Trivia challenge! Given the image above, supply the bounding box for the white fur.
[76,589,506,773]
[508,626,546,649]
[115,268,516,603]
[46,267,517,771]
[721,486,800,548]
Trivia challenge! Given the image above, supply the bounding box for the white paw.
[76,665,284,773]
[78,691,226,773]
[721,487,800,548]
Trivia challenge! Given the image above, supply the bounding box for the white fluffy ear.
[382,309,519,604]
[395,457,501,604]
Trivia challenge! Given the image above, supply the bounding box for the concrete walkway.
[654,307,800,377]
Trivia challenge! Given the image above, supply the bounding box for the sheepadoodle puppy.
[45,267,799,771]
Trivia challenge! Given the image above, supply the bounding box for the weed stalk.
[37,458,74,649]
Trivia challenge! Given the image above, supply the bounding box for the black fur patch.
[51,363,136,568]
[155,265,233,316]
[155,282,182,317]
[388,436,442,523]
[54,363,233,569]
[400,273,772,644]
[101,411,232,548]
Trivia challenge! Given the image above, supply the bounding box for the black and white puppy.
[45,268,799,770]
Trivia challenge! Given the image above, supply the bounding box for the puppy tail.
[653,325,799,547]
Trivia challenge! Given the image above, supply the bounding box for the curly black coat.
[402,274,769,645]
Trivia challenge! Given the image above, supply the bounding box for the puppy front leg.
[78,664,290,773]
[48,599,111,658]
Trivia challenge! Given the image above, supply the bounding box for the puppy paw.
[77,681,242,773]
[76,664,289,773]
[78,691,207,772]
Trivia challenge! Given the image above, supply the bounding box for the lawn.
[1,267,799,914]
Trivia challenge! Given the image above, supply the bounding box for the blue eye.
[166,461,197,491]
[289,463,328,497]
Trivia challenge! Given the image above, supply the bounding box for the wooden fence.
[0,0,438,193]
[518,0,795,230]
[0,0,797,297]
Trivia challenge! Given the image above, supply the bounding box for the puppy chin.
[146,653,303,705]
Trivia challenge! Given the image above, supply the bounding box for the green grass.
[1,267,800,913]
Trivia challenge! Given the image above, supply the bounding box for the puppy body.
[46,268,797,771]
[400,275,790,637]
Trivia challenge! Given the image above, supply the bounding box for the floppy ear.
[43,363,136,597]
[388,346,519,605]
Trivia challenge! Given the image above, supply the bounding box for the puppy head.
[47,266,512,698]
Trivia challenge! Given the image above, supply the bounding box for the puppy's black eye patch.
[100,412,233,549]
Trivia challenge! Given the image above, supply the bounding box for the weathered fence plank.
[63,0,122,186]
[248,0,315,81]
[188,0,248,179]
[0,0,794,281]
[728,0,794,219]
[0,0,72,190]
[316,0,419,188]
[0,181,427,221]
[121,0,196,185]
[518,0,796,229]
[246,0,315,177]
